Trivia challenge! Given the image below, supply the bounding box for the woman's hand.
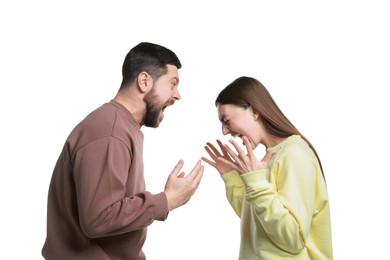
[223,136,276,175]
[201,139,238,175]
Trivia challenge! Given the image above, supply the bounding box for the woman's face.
[217,103,262,148]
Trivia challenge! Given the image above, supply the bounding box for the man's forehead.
[166,64,179,76]
[156,64,179,83]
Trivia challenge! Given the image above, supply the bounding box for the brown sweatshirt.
[42,100,168,260]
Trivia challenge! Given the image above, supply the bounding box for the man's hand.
[164,160,204,211]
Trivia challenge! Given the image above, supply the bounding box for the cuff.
[221,170,242,187]
[154,192,169,221]
[241,169,270,189]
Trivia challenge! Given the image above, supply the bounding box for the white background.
[1,1,389,259]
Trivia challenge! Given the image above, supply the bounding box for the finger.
[186,160,203,180]
[188,164,204,190]
[192,165,204,186]
[201,156,216,168]
[229,139,246,158]
[170,160,184,176]
[217,140,230,158]
[206,142,222,157]
[243,136,256,159]
[262,151,277,163]
[223,144,241,163]
[204,145,219,161]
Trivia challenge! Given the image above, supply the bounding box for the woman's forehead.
[217,104,243,117]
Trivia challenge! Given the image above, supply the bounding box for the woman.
[202,76,333,259]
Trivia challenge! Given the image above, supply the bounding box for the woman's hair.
[120,42,182,90]
[216,76,325,181]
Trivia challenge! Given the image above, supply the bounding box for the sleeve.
[221,170,245,217]
[73,137,168,238]
[240,147,317,254]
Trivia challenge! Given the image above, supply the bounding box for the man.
[42,42,204,259]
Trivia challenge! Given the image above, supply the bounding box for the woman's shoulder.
[277,135,315,159]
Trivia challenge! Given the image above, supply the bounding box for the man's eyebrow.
[172,77,179,84]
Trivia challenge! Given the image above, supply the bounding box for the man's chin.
[145,118,163,128]
[145,122,160,128]
[143,110,164,127]
[153,120,162,128]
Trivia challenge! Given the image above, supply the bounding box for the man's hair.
[119,42,182,90]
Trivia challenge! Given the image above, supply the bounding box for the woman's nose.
[222,124,230,135]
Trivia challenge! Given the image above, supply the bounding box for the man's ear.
[137,72,152,93]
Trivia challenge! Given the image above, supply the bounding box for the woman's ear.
[250,106,260,120]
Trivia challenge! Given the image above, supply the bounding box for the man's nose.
[173,88,181,100]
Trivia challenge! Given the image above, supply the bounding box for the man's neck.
[114,90,145,125]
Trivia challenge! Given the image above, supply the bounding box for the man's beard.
[143,90,163,128]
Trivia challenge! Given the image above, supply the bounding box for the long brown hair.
[216,76,325,181]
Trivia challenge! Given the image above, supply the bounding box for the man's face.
[143,64,181,127]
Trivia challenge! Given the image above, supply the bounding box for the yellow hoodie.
[222,135,333,259]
